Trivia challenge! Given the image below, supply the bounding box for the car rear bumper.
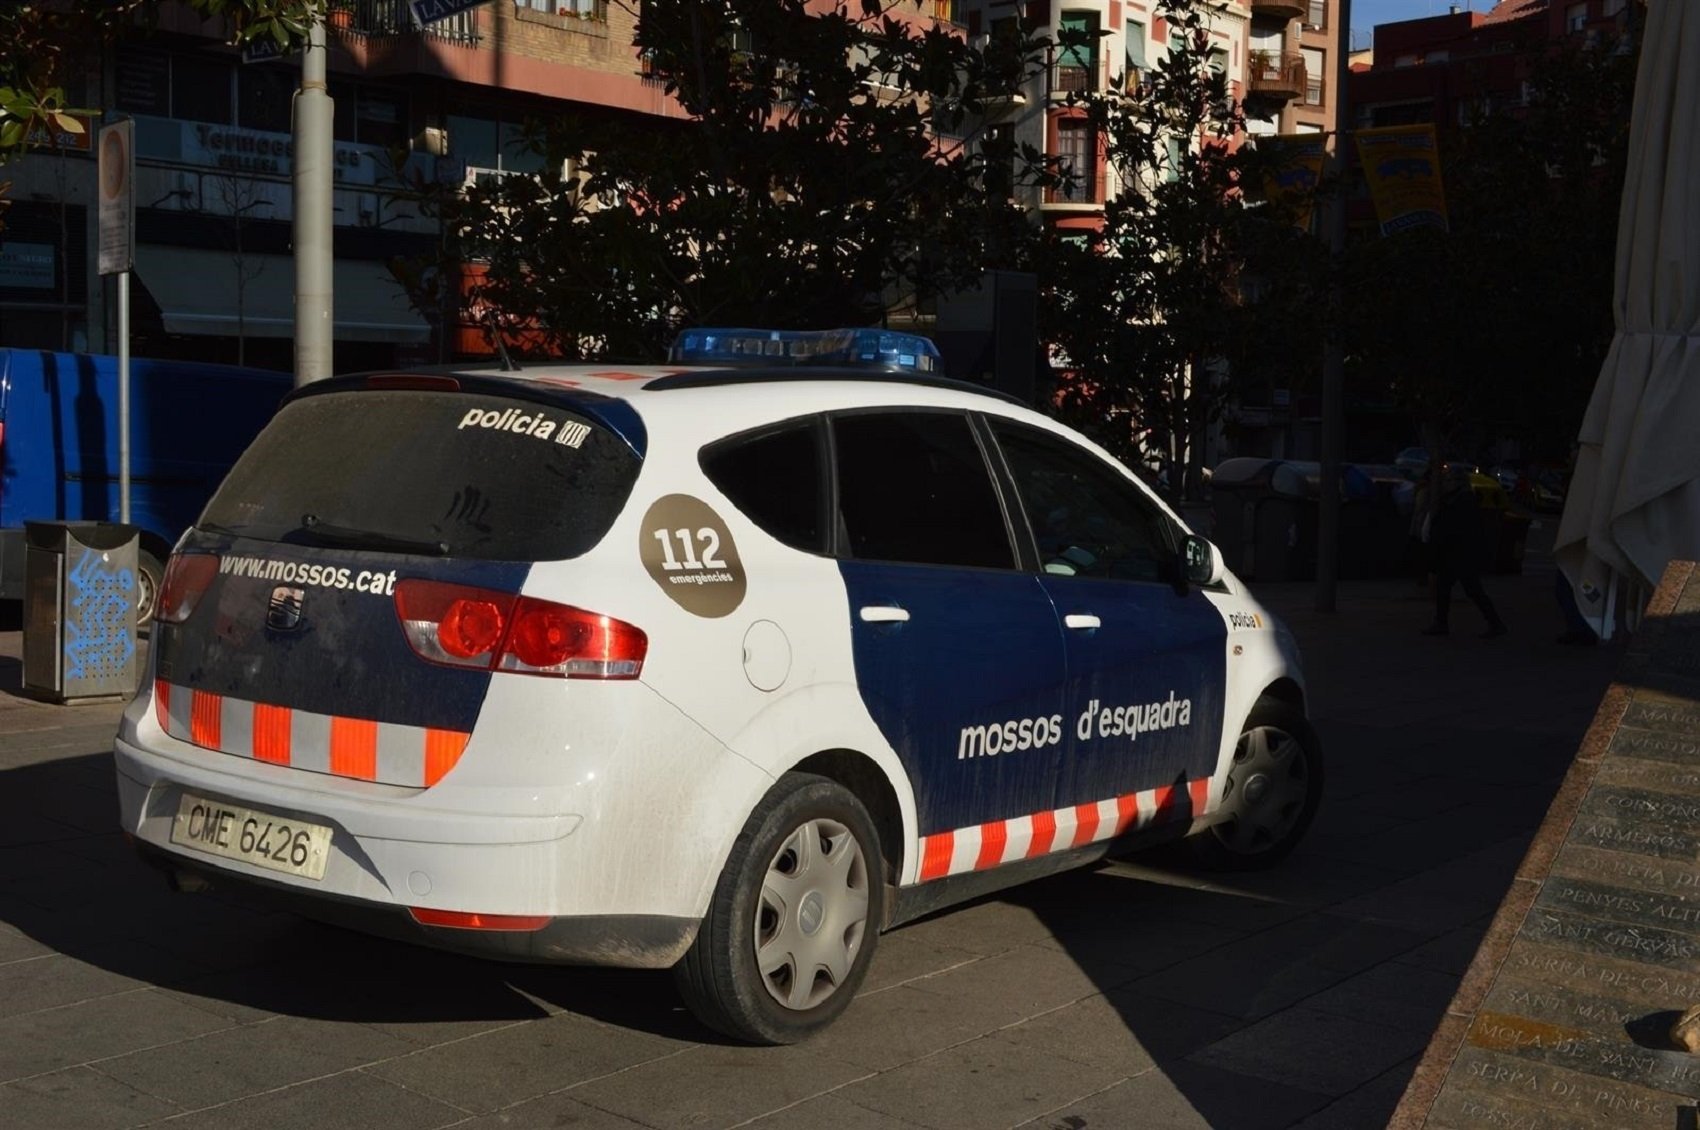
[130,838,698,967]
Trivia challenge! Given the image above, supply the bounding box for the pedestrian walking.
[1422,466,1508,638]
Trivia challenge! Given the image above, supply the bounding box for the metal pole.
[1315,0,1352,613]
[294,13,334,386]
[118,270,130,523]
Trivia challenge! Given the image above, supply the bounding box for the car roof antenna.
[482,309,522,372]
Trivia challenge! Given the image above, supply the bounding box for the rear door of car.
[828,409,1070,868]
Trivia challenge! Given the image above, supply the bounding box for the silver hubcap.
[755,818,869,1011]
[136,568,158,625]
[1213,725,1310,855]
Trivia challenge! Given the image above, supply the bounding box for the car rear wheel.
[1188,698,1323,870]
[674,772,882,1044]
[135,549,164,630]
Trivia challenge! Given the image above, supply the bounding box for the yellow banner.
[1260,134,1327,230]
[1356,124,1448,236]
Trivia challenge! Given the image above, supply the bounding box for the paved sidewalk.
[0,547,1620,1129]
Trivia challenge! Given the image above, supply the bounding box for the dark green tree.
[1343,24,1637,464]
[1041,0,1324,500]
[404,0,1053,361]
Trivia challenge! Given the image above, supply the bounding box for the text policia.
[958,691,1195,760]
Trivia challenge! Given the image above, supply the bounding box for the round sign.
[639,495,747,618]
[100,129,128,201]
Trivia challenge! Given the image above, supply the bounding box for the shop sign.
[181,122,389,186]
[0,242,55,289]
[410,0,488,26]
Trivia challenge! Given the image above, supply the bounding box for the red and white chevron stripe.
[153,679,469,789]
[917,778,1213,882]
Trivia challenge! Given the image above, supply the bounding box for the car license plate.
[169,794,332,881]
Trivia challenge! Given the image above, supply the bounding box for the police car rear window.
[199,390,640,561]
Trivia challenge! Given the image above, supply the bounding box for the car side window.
[700,419,827,554]
[990,421,1179,583]
[832,411,1015,570]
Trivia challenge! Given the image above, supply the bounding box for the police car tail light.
[395,579,516,669]
[395,581,645,679]
[157,553,220,625]
[499,598,647,679]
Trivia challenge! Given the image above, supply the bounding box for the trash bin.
[21,521,141,703]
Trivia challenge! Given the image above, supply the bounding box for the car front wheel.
[1189,697,1323,870]
[674,772,883,1044]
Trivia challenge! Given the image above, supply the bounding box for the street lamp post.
[1315,0,1351,612]
[294,10,334,385]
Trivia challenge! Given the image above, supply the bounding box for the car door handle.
[1064,613,1102,630]
[859,605,911,624]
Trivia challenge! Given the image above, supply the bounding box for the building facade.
[954,0,1342,232]
[1349,0,1636,134]
[0,0,688,371]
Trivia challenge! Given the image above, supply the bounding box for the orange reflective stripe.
[1114,793,1138,836]
[329,716,378,780]
[919,832,955,881]
[423,728,469,787]
[1072,802,1101,848]
[1027,810,1057,858]
[1189,778,1210,815]
[253,703,292,765]
[189,690,222,748]
[974,820,1007,871]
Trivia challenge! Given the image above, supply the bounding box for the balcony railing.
[1052,63,1093,94]
[334,0,481,46]
[1247,50,1305,101]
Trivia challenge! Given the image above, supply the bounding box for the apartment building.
[0,0,687,370]
[955,0,1343,231]
[1349,0,1636,133]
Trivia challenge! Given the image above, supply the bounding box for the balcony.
[332,0,481,46]
[1249,0,1306,19]
[1052,63,1093,95]
[1247,50,1305,102]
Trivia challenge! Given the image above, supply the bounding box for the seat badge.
[267,585,306,631]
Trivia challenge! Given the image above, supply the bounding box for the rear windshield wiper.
[290,515,449,557]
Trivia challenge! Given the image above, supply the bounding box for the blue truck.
[0,350,292,624]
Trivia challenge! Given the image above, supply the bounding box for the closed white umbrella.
[1556,0,1700,640]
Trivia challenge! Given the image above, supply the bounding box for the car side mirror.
[1180,534,1224,589]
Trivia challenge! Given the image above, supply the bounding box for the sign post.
[97,120,135,523]
[407,0,490,25]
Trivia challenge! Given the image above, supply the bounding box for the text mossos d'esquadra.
[958,692,1194,760]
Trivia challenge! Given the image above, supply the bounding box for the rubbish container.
[22,521,141,703]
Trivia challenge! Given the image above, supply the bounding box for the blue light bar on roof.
[667,328,941,373]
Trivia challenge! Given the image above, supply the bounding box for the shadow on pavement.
[0,568,1627,1128]
[0,752,714,1043]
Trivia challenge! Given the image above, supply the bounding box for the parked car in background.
[1391,446,1479,483]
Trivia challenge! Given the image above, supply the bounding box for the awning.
[1555,3,1700,639]
[135,246,429,344]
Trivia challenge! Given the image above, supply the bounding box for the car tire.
[1186,697,1323,871]
[674,772,883,1044]
[135,549,165,630]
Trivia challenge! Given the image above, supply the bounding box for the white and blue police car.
[114,328,1321,1043]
